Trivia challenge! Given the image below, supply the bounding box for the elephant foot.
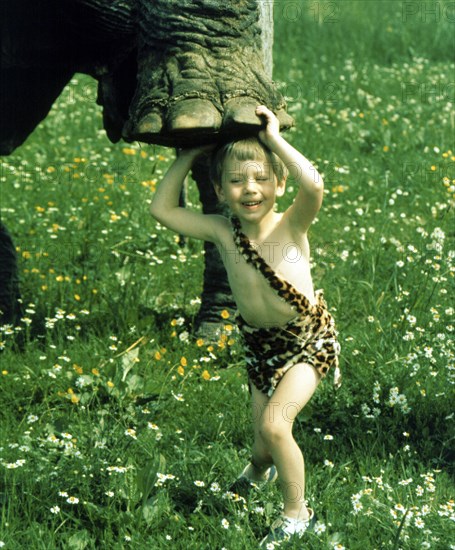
[0,222,23,327]
[136,111,163,134]
[167,99,222,133]
[223,97,262,129]
[275,108,295,131]
[123,109,163,141]
[125,1,294,146]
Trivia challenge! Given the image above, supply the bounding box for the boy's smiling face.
[216,154,285,221]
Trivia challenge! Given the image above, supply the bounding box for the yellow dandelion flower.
[331,185,345,193]
[430,165,437,171]
[221,310,230,319]
[170,319,178,327]
[91,368,100,376]
[201,370,211,380]
[122,147,136,155]
[22,251,31,259]
[141,180,157,191]
[107,380,114,388]
[73,364,83,374]
[2,370,8,375]
[177,366,185,376]
[383,145,389,152]
[196,338,204,347]
[154,351,162,360]
[74,294,81,301]
[180,357,187,367]
[71,394,80,404]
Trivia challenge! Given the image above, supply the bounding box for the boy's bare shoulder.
[280,208,310,245]
[207,214,233,243]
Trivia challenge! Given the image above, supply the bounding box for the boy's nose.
[244,177,257,190]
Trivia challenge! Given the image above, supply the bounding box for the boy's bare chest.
[217,232,315,325]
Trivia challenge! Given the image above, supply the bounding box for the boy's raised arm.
[256,106,324,234]
[149,147,221,243]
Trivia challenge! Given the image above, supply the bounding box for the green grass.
[1,1,454,548]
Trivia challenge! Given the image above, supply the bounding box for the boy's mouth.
[242,200,262,208]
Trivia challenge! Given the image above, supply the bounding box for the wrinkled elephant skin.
[124,0,293,146]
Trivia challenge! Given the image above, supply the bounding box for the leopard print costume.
[231,216,341,397]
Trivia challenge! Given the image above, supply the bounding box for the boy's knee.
[258,420,290,446]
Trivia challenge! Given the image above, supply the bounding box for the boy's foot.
[228,462,278,498]
[259,509,317,547]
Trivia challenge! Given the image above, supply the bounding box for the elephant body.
[0,0,291,329]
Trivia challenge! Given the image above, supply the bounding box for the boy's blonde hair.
[210,137,287,187]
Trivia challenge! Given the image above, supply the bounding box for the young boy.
[150,105,341,546]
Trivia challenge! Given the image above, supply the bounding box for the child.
[150,105,341,546]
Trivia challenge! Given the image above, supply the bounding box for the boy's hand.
[177,144,216,162]
[256,105,280,145]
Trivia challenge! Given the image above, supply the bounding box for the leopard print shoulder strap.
[230,216,311,313]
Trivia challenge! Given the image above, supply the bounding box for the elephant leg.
[191,157,235,339]
[97,50,138,143]
[123,0,293,147]
[0,222,23,326]
[122,45,171,141]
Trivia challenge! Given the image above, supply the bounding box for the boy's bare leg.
[256,363,320,520]
[247,384,274,481]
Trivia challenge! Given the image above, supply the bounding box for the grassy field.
[1,1,454,548]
